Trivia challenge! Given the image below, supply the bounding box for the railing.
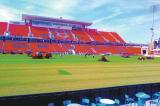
[0,36,147,47]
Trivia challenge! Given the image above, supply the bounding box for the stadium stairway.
[86,30,106,42]
[99,31,117,43]
[72,30,91,42]
[111,32,126,43]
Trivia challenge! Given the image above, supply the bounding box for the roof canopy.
[22,14,92,27]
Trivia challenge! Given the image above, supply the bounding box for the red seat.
[52,43,66,53]
[86,30,105,42]
[127,47,141,55]
[9,24,29,37]
[31,26,50,39]
[3,41,28,53]
[110,32,126,43]
[72,30,91,42]
[99,32,117,42]
[74,44,88,54]
[30,42,51,52]
[0,22,7,36]
[50,29,74,41]
[0,41,3,52]
[61,44,72,52]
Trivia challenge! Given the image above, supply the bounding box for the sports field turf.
[0,54,160,97]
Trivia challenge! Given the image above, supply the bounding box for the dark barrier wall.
[0,83,160,106]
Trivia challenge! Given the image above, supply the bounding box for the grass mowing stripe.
[0,54,160,96]
[58,69,71,75]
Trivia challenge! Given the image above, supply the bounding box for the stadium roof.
[22,14,92,27]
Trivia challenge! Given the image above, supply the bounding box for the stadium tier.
[0,14,141,55]
[9,23,29,37]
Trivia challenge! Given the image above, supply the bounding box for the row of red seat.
[0,40,141,55]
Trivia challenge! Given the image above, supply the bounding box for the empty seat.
[87,45,97,54]
[49,29,74,41]
[61,44,72,53]
[9,24,29,37]
[52,43,66,53]
[99,31,117,42]
[111,32,126,43]
[3,41,28,53]
[74,44,90,54]
[72,30,91,42]
[31,26,50,39]
[86,30,105,42]
[127,47,141,55]
[0,22,7,36]
[114,46,129,54]
[30,42,51,52]
[96,45,109,54]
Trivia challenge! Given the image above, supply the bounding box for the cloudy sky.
[0,0,160,44]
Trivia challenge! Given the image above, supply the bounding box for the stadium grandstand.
[0,14,145,56]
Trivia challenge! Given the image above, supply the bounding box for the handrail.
[0,36,147,47]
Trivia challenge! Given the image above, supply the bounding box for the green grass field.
[0,54,160,97]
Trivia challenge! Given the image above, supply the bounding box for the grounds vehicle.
[31,52,52,59]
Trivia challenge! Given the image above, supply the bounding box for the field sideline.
[0,54,160,97]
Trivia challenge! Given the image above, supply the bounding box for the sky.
[0,0,160,44]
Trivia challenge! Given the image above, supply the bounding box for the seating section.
[61,30,74,41]
[3,41,28,53]
[61,44,72,52]
[127,47,141,55]
[50,29,74,41]
[96,45,118,54]
[86,30,105,42]
[111,32,126,43]
[0,22,142,55]
[96,45,110,54]
[52,43,66,53]
[0,22,7,36]
[31,26,50,39]
[74,44,98,54]
[30,42,51,52]
[72,30,91,42]
[99,31,117,42]
[114,46,128,54]
[9,24,29,37]
[74,44,88,54]
[107,46,119,54]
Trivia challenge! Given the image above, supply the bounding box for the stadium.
[0,1,160,106]
[0,14,142,56]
